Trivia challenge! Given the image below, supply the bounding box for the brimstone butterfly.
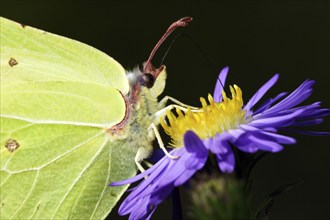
[0,16,192,219]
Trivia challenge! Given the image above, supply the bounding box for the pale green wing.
[0,17,137,219]
[0,17,129,94]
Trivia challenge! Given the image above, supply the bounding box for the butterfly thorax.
[107,65,167,159]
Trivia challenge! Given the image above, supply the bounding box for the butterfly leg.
[154,104,202,120]
[148,123,179,160]
[158,96,199,109]
[135,157,146,173]
[143,160,154,168]
[134,123,178,174]
[135,143,153,173]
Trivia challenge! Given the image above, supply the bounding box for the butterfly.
[0,16,192,219]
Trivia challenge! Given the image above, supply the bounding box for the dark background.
[1,1,329,219]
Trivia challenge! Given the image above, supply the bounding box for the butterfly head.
[126,61,166,100]
[127,17,192,98]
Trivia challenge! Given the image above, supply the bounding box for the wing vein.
[0,115,108,128]
[51,136,110,219]
[90,139,112,219]
[1,131,105,174]
[6,89,108,109]
[0,173,11,188]
[9,170,39,220]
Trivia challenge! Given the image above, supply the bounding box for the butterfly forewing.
[0,17,139,219]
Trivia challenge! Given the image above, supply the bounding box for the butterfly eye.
[140,73,155,88]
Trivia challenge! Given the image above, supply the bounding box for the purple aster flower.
[111,131,207,220]
[111,67,330,220]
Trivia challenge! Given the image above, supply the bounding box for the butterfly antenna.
[144,17,193,74]
[160,32,225,91]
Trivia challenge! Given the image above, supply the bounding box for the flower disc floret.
[161,85,247,147]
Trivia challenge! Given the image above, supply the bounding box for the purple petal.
[251,110,304,128]
[236,144,259,153]
[119,131,209,214]
[122,171,162,205]
[244,74,279,111]
[127,200,147,219]
[123,196,156,220]
[281,129,330,136]
[254,92,288,114]
[237,134,284,152]
[291,119,324,127]
[205,133,230,154]
[263,127,278,132]
[150,183,174,204]
[119,195,150,216]
[238,124,296,144]
[292,107,330,119]
[158,134,208,186]
[227,128,246,140]
[306,108,330,118]
[259,131,296,144]
[216,147,235,173]
[174,169,198,186]
[184,154,207,170]
[159,155,190,186]
[213,66,229,102]
[184,130,208,155]
[239,124,260,132]
[123,158,175,200]
[278,102,323,117]
[262,80,315,116]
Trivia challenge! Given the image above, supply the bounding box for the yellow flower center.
[160,85,247,147]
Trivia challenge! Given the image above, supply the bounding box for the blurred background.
[1,1,329,219]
